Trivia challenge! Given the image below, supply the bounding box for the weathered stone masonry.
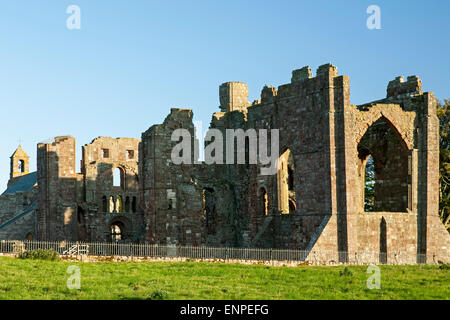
[0,63,448,264]
[139,64,449,263]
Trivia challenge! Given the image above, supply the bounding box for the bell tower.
[10,145,30,182]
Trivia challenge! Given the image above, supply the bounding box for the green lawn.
[0,256,448,300]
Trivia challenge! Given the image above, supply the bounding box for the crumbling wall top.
[38,135,75,146]
[291,66,312,83]
[261,85,277,104]
[219,82,250,113]
[387,75,422,98]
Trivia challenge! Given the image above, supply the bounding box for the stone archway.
[109,216,131,242]
[357,116,410,212]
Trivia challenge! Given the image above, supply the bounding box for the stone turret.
[219,82,250,113]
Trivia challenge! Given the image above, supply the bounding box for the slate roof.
[2,172,37,196]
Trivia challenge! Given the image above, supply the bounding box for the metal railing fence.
[0,240,442,265]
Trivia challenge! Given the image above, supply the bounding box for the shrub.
[339,267,353,277]
[438,264,450,270]
[18,249,60,261]
[147,289,169,300]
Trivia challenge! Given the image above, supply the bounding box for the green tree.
[438,99,450,232]
[364,156,375,212]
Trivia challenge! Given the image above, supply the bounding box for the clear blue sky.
[0,0,449,190]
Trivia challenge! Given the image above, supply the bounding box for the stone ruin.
[0,63,448,263]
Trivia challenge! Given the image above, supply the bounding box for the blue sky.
[0,0,449,190]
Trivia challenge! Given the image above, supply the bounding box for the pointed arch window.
[358,117,409,212]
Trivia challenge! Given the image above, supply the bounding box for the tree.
[437,99,450,232]
[364,156,375,212]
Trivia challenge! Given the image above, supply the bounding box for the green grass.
[0,256,448,300]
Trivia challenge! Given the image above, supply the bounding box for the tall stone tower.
[37,136,78,241]
[9,145,30,184]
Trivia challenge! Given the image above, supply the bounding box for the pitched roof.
[10,145,29,159]
[2,172,37,195]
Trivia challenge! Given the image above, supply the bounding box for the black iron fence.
[0,240,441,265]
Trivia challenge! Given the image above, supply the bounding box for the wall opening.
[116,196,123,213]
[125,196,130,213]
[18,160,25,173]
[277,149,295,214]
[132,197,137,213]
[109,196,115,213]
[77,206,88,241]
[113,167,125,188]
[77,206,84,224]
[364,156,375,212]
[258,187,268,216]
[102,196,107,213]
[357,117,409,212]
[202,188,216,234]
[110,222,124,242]
[289,199,296,212]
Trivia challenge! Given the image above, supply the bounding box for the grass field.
[0,256,448,300]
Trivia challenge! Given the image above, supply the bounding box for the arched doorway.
[110,221,125,242]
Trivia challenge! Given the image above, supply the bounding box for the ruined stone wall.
[80,137,144,242]
[2,63,446,262]
[34,135,145,243]
[140,109,205,246]
[356,212,418,256]
[257,65,343,251]
[219,82,250,113]
[139,64,348,250]
[337,76,449,262]
[138,64,449,263]
[226,64,348,252]
[0,187,37,240]
[37,136,78,241]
